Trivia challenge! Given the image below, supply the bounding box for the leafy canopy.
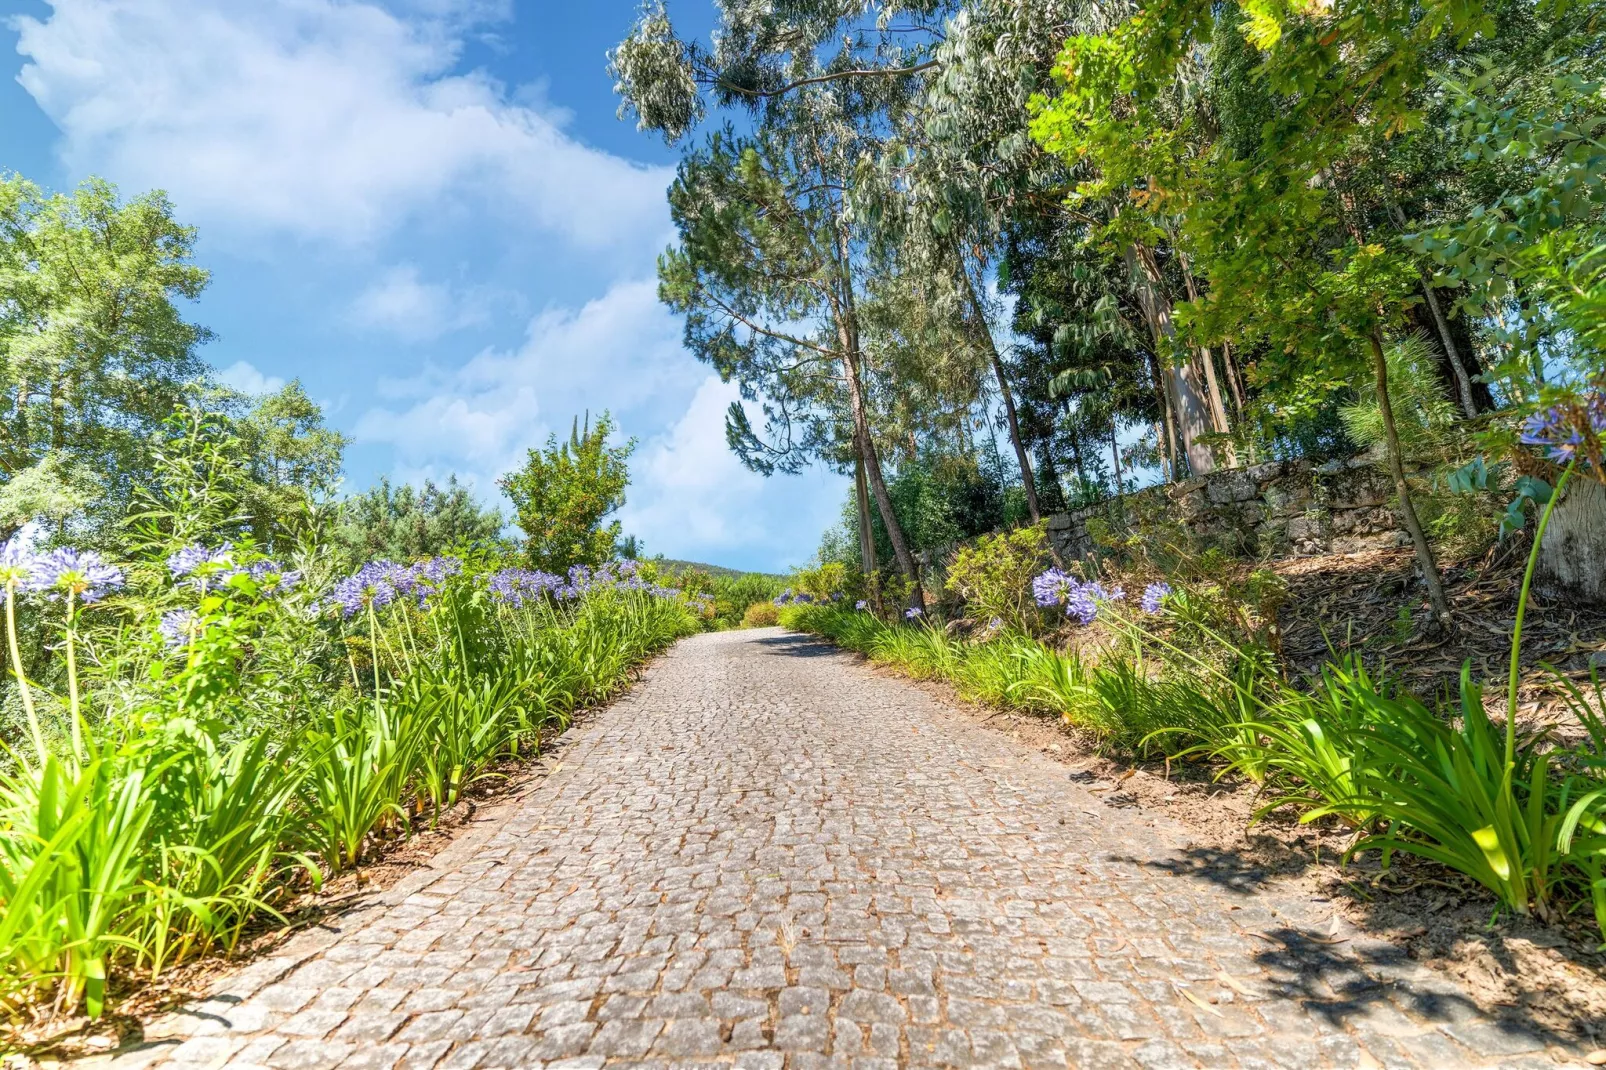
[499,413,635,574]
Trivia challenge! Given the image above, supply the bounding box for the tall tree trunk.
[957,267,1041,522]
[1370,328,1453,629]
[1221,340,1248,417]
[843,348,922,608]
[823,193,923,608]
[854,447,876,577]
[1068,416,1088,501]
[1146,348,1183,479]
[1177,252,1238,466]
[1416,274,1478,418]
[1123,243,1216,475]
[1109,418,1126,499]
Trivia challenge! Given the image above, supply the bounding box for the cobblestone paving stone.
[96,628,1586,1069]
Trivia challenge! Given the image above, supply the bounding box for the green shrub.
[944,523,1050,631]
[741,601,780,628]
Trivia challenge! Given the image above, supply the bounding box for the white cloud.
[12,0,671,249]
[353,278,702,486]
[618,376,847,568]
[348,263,494,341]
[215,360,286,395]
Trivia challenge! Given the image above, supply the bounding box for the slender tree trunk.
[1109,418,1126,499]
[1177,252,1237,466]
[1146,348,1183,479]
[1068,417,1088,502]
[822,188,922,608]
[957,266,1041,522]
[1417,274,1478,418]
[1384,201,1478,418]
[1124,243,1216,475]
[854,447,876,577]
[1370,328,1452,629]
[844,348,922,608]
[1221,340,1247,417]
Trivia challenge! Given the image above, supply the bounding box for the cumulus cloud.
[348,263,497,341]
[215,360,286,395]
[12,0,671,248]
[353,281,844,569]
[618,376,847,568]
[353,278,703,484]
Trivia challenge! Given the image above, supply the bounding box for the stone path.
[99,628,1581,1069]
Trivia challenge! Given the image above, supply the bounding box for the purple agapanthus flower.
[327,560,402,618]
[26,548,125,603]
[167,542,234,579]
[1032,568,1076,608]
[0,534,37,588]
[1519,386,1606,467]
[486,566,562,607]
[905,606,924,620]
[854,600,868,611]
[159,608,200,649]
[1064,586,1099,625]
[1140,582,1172,615]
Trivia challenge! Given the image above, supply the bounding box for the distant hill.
[656,558,786,581]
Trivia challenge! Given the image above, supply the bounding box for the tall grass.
[0,546,697,1018]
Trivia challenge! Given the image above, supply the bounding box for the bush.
[741,601,780,628]
[944,522,1050,631]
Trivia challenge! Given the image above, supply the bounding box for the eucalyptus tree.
[612,0,951,604]
[904,0,1229,479]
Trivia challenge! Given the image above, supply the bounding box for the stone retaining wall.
[1044,457,1413,563]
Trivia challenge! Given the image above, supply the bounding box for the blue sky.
[1,0,848,573]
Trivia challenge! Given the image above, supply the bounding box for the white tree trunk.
[1540,477,1606,604]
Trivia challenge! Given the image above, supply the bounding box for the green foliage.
[1339,335,1460,456]
[944,523,1050,631]
[790,562,847,603]
[0,445,696,1018]
[787,523,1606,942]
[740,601,780,628]
[500,413,635,574]
[656,565,784,630]
[0,176,212,540]
[334,476,507,570]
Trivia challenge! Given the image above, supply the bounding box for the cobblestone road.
[101,629,1580,1069]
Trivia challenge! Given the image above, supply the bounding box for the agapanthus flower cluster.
[1140,582,1172,615]
[167,542,234,579]
[1032,568,1077,608]
[486,567,564,607]
[159,608,200,649]
[484,559,682,608]
[168,542,299,594]
[905,606,924,620]
[0,534,36,592]
[1519,380,1606,471]
[1034,568,1123,625]
[327,560,403,618]
[389,556,462,605]
[325,557,468,617]
[854,600,868,611]
[25,548,125,603]
[0,533,125,605]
